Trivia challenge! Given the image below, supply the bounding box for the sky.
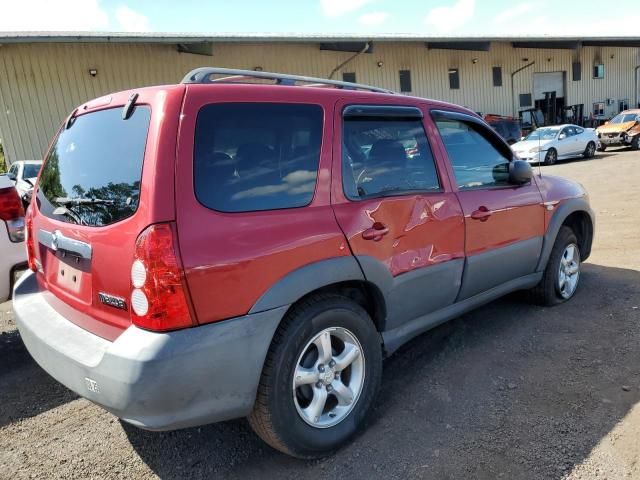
[0,0,638,36]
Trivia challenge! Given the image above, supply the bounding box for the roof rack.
[180,67,395,94]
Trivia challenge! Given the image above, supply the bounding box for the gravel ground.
[1,148,639,479]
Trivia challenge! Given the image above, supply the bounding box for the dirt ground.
[1,148,639,480]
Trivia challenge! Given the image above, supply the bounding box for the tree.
[0,143,6,174]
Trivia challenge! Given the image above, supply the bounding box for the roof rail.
[181,67,395,94]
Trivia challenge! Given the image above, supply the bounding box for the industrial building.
[0,32,639,162]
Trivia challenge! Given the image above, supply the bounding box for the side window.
[194,103,323,213]
[575,127,584,135]
[8,164,18,176]
[342,109,440,200]
[435,118,511,190]
[561,127,572,138]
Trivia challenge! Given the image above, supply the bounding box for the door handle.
[362,222,389,241]
[470,206,492,222]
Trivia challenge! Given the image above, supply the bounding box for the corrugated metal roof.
[0,31,639,44]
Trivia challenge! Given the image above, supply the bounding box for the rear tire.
[248,293,382,458]
[583,141,596,159]
[527,226,581,306]
[544,148,557,166]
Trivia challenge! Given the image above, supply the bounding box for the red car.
[14,68,594,458]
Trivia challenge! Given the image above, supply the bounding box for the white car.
[0,174,27,302]
[511,124,599,165]
[6,160,42,199]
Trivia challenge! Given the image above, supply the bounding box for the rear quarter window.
[37,106,151,226]
[193,103,323,213]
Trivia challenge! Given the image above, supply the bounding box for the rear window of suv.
[37,106,151,226]
[194,103,323,213]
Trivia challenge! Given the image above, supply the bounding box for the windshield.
[609,113,639,124]
[23,163,42,179]
[36,106,151,226]
[524,128,560,141]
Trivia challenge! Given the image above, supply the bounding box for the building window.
[492,67,502,87]
[399,70,412,92]
[619,100,629,112]
[448,69,460,89]
[572,62,582,81]
[593,102,605,116]
[342,72,356,83]
[519,93,532,108]
[593,64,605,79]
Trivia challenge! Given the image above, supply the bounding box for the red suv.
[14,68,594,458]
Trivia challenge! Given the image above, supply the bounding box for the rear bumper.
[13,271,286,430]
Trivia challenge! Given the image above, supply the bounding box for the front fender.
[536,197,595,271]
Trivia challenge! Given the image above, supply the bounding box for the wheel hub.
[558,243,581,299]
[292,327,365,428]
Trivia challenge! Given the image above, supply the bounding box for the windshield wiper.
[55,197,115,206]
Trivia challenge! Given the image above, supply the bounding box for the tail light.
[130,223,195,331]
[0,185,25,243]
[25,206,37,272]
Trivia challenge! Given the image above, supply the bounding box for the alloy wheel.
[557,243,580,299]
[292,327,365,428]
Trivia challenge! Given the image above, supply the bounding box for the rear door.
[175,86,348,325]
[332,100,465,331]
[30,87,183,340]
[431,109,544,300]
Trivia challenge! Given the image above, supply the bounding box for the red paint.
[28,81,589,341]
[331,99,465,278]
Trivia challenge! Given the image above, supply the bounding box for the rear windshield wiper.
[54,197,115,206]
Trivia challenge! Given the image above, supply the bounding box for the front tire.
[598,144,607,152]
[631,135,640,151]
[583,141,596,158]
[527,226,581,306]
[248,294,382,458]
[544,148,557,165]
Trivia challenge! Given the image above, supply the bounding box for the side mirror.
[559,134,566,140]
[509,160,533,185]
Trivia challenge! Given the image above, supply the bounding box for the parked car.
[0,175,26,302]
[596,110,640,151]
[483,114,522,144]
[511,124,599,165]
[6,160,43,201]
[13,68,594,458]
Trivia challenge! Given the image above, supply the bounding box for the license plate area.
[45,251,93,302]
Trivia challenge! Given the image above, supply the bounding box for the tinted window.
[399,70,412,92]
[23,164,41,179]
[435,119,511,189]
[342,113,439,199]
[194,103,322,213]
[342,72,356,83]
[449,69,460,89]
[492,67,503,87]
[37,106,150,226]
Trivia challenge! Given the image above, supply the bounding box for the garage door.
[533,72,565,100]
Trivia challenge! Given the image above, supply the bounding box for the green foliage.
[0,143,6,174]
